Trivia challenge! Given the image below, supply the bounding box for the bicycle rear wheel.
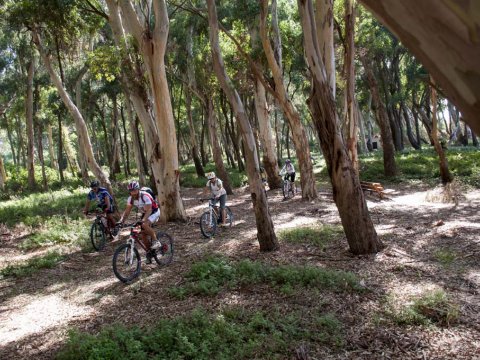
[200,211,217,238]
[112,243,141,283]
[152,232,174,265]
[90,220,106,251]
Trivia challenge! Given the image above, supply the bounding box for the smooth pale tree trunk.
[32,29,114,198]
[359,0,480,135]
[46,124,58,170]
[57,113,64,182]
[254,79,282,189]
[362,57,398,177]
[259,0,317,200]
[118,0,185,221]
[26,55,36,189]
[315,0,335,96]
[186,24,205,178]
[0,156,6,190]
[430,78,453,184]
[344,0,359,172]
[36,122,48,190]
[106,0,167,218]
[119,105,131,176]
[356,101,368,154]
[75,68,90,183]
[125,98,146,184]
[110,95,121,177]
[206,98,233,195]
[207,0,278,251]
[5,118,17,167]
[298,0,382,255]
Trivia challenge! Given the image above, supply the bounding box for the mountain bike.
[281,174,295,199]
[199,198,233,238]
[112,221,174,283]
[89,209,119,251]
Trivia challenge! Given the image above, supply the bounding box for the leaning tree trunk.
[362,57,398,177]
[207,0,278,251]
[26,55,36,189]
[315,0,335,96]
[32,28,114,198]
[259,0,317,200]
[298,0,382,255]
[118,0,185,221]
[359,0,480,135]
[344,0,359,172]
[206,98,233,195]
[75,68,90,183]
[430,78,453,184]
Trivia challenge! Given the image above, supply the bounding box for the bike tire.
[200,211,217,238]
[90,220,106,251]
[152,232,174,266]
[112,243,141,283]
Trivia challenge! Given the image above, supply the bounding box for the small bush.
[0,251,66,278]
[279,224,344,249]
[168,257,361,299]
[433,248,456,267]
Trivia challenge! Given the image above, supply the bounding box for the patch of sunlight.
[388,281,443,302]
[466,270,480,288]
[274,213,318,230]
[0,294,90,346]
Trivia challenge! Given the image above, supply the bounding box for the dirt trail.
[0,185,479,359]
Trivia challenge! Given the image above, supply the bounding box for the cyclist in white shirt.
[280,159,296,195]
[204,172,228,226]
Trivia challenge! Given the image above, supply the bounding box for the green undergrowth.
[433,248,457,267]
[57,308,344,360]
[385,289,460,326]
[179,163,247,188]
[279,224,344,249]
[355,147,480,186]
[0,251,66,278]
[168,257,361,299]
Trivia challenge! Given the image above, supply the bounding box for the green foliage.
[168,257,361,299]
[58,307,344,360]
[179,164,247,188]
[278,224,344,249]
[354,148,480,186]
[0,188,86,227]
[386,290,459,326]
[0,250,65,278]
[433,248,456,267]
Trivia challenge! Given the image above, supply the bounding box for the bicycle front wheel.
[90,221,106,251]
[152,232,174,266]
[112,243,141,283]
[200,211,217,238]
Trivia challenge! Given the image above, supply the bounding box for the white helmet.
[206,172,216,180]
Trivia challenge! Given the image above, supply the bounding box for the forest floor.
[0,182,479,359]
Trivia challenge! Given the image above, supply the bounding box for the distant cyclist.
[83,180,117,233]
[279,159,296,195]
[203,172,228,226]
[118,181,160,263]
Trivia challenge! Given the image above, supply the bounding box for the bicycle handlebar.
[117,220,143,228]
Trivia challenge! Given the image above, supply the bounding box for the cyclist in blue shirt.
[83,180,116,232]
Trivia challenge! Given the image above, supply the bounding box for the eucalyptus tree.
[5,0,116,196]
[207,0,278,251]
[298,0,382,254]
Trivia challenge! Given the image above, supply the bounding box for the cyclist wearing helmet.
[118,180,160,263]
[280,159,296,195]
[83,180,116,231]
[204,172,228,226]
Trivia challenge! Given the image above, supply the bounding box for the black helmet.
[90,180,100,188]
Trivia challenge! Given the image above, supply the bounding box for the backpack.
[140,187,158,204]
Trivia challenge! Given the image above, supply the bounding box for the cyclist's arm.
[83,199,91,214]
[104,196,111,210]
[119,203,133,223]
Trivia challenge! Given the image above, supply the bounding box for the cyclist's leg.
[290,172,296,194]
[219,194,227,225]
[143,210,160,245]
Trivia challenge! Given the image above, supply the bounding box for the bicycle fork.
[126,238,136,265]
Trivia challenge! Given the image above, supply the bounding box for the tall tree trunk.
[32,28,114,198]
[120,105,131,176]
[0,156,6,191]
[356,101,368,154]
[344,0,359,171]
[315,0,335,96]
[16,116,26,166]
[36,122,48,190]
[207,0,278,251]
[46,124,58,170]
[110,95,121,177]
[359,0,480,135]
[57,112,64,182]
[430,78,453,184]
[402,103,420,150]
[125,99,146,185]
[5,115,17,167]
[260,0,317,200]
[117,0,185,221]
[206,98,233,195]
[254,79,282,189]
[362,57,398,177]
[75,68,90,183]
[26,55,36,189]
[299,0,382,254]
